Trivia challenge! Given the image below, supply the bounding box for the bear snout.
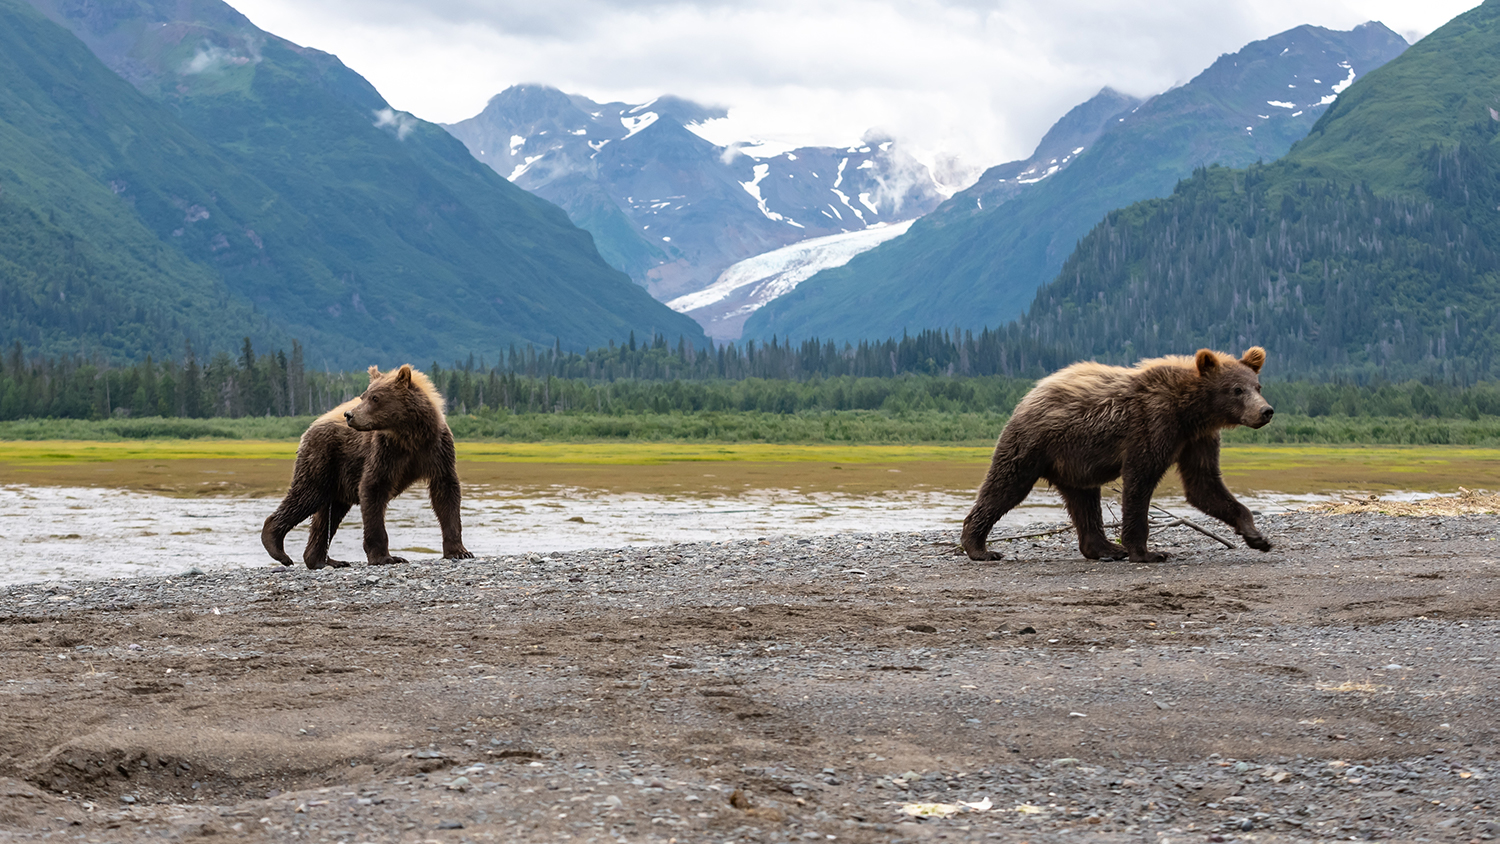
[1246,404,1274,428]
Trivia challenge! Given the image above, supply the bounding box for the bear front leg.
[1178,437,1271,552]
[429,474,473,560]
[1057,485,1126,560]
[359,480,408,566]
[960,444,1040,561]
[1120,459,1169,563]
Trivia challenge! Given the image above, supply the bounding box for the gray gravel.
[0,512,1497,842]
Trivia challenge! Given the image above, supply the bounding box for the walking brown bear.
[961,347,1275,563]
[261,364,473,569]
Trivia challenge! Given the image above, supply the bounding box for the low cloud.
[234,0,1479,168]
[373,108,418,140]
[179,40,262,75]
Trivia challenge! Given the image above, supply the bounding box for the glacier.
[667,220,915,341]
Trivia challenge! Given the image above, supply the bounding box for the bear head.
[1195,346,1274,429]
[345,364,445,433]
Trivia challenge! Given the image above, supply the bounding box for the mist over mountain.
[744,21,1410,343]
[10,0,704,366]
[445,86,949,341]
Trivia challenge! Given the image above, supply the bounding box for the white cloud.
[373,107,418,140]
[229,0,1481,167]
[180,41,261,74]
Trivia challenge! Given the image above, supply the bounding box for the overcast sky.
[231,0,1480,172]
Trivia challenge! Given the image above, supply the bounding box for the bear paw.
[1081,542,1129,561]
[963,548,1005,562]
[445,548,475,560]
[305,558,352,570]
[369,555,409,566]
[1129,550,1169,563]
[1244,534,1272,552]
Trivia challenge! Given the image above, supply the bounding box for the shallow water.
[0,484,1012,584]
[0,481,1384,586]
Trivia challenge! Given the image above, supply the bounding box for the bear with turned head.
[961,347,1275,563]
[261,364,473,569]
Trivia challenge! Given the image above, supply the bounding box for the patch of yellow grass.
[0,440,298,465]
[1306,487,1500,516]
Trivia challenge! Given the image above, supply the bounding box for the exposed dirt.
[1,512,1497,842]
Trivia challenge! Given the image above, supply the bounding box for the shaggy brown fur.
[962,347,1274,563]
[261,364,473,569]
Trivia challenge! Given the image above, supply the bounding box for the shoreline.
[1,513,1497,842]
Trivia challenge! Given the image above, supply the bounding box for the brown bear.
[261,364,473,569]
[961,347,1274,563]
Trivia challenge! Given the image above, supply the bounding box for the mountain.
[950,87,1145,219]
[744,21,1409,343]
[1,0,285,361]
[445,86,949,340]
[984,1,1500,381]
[14,0,705,365]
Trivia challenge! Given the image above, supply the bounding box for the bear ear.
[1241,346,1266,373]
[366,365,381,381]
[1195,349,1219,376]
[395,364,413,385]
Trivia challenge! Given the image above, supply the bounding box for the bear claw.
[369,555,408,566]
[1244,534,1272,552]
[963,548,1004,561]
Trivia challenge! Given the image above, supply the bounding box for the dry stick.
[974,493,1236,550]
[991,524,1081,542]
[1147,501,1236,549]
[1098,486,1235,549]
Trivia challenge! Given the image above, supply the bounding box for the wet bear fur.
[961,347,1275,563]
[261,364,472,569]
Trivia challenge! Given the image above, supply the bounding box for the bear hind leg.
[262,491,325,566]
[1057,485,1126,560]
[961,453,1040,561]
[303,501,355,570]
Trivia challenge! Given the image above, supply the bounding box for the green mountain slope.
[993,1,1500,380]
[745,22,1407,343]
[11,0,705,364]
[0,0,285,360]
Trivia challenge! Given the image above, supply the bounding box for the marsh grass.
[8,410,1500,446]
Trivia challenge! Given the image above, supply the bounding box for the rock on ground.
[0,512,1497,842]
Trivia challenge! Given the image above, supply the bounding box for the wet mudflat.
[1,511,1497,843]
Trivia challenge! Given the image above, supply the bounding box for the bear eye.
[1233,387,1244,396]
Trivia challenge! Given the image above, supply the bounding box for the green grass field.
[1,439,1497,499]
[6,411,1500,446]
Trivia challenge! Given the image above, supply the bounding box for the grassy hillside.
[7,0,707,366]
[993,1,1500,381]
[0,0,286,360]
[746,22,1407,343]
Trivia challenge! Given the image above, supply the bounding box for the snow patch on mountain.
[622,112,659,139]
[741,164,790,224]
[1319,62,1357,105]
